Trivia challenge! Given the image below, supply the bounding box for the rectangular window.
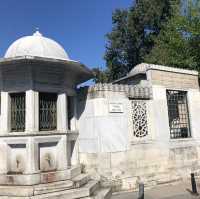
[39,93,57,131]
[166,90,191,139]
[10,93,25,132]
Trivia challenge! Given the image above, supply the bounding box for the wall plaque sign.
[109,102,123,113]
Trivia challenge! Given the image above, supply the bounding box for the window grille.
[39,93,57,131]
[131,100,148,138]
[166,90,191,139]
[10,93,25,132]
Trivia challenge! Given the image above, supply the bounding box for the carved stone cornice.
[78,83,152,100]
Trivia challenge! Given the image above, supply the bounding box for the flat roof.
[114,63,198,83]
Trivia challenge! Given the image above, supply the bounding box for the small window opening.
[166,90,191,139]
[10,93,25,132]
[39,92,57,131]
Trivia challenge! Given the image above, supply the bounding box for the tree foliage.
[104,9,129,81]
[94,0,200,83]
[95,0,176,82]
[145,0,200,72]
[92,68,108,83]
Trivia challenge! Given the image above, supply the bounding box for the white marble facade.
[78,64,200,191]
[0,32,95,198]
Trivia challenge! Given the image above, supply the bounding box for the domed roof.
[5,31,70,60]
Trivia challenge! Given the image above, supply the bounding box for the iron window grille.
[166,90,191,139]
[10,93,25,132]
[39,93,57,131]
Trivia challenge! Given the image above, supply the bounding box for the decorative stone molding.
[128,63,198,77]
[147,64,198,75]
[114,63,198,84]
[78,83,152,100]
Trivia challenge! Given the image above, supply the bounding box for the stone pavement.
[111,180,200,199]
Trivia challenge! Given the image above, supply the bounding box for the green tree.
[99,0,175,82]
[104,9,129,81]
[92,68,108,83]
[126,0,173,66]
[145,0,200,71]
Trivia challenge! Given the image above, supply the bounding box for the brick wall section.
[150,70,199,89]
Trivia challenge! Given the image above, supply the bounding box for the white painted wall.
[78,83,200,192]
[187,89,200,139]
[151,85,170,142]
[78,97,130,153]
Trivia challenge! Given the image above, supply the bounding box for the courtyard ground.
[111,180,200,199]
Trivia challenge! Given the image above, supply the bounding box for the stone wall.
[78,83,152,100]
[149,69,199,89]
[77,81,200,192]
[0,134,69,185]
[79,142,200,191]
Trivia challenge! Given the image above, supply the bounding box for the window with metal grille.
[166,90,191,139]
[10,93,25,132]
[39,93,57,131]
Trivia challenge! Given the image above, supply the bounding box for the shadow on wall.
[76,86,89,120]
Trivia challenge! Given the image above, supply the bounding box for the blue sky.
[0,0,132,70]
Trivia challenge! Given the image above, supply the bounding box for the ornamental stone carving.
[131,100,148,138]
[78,83,152,100]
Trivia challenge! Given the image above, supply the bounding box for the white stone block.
[0,92,11,133]
[57,93,67,132]
[25,90,39,132]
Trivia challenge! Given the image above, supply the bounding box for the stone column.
[0,92,11,133]
[0,142,8,174]
[71,140,80,166]
[57,93,68,132]
[25,137,40,185]
[25,90,39,133]
[70,96,78,131]
[25,137,39,173]
[57,135,68,170]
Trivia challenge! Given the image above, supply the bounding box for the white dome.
[5,31,70,60]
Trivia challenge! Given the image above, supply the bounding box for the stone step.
[94,188,112,199]
[31,180,99,199]
[0,180,111,199]
[34,180,74,195]
[40,166,81,184]
[67,165,82,179]
[0,185,34,197]
[34,173,90,195]
[85,188,112,199]
[72,173,90,188]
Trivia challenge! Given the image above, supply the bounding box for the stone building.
[0,31,200,198]
[78,63,200,191]
[0,31,111,199]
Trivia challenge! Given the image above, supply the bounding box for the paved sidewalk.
[111,181,200,199]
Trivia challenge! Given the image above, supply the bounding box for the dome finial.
[33,28,42,37]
